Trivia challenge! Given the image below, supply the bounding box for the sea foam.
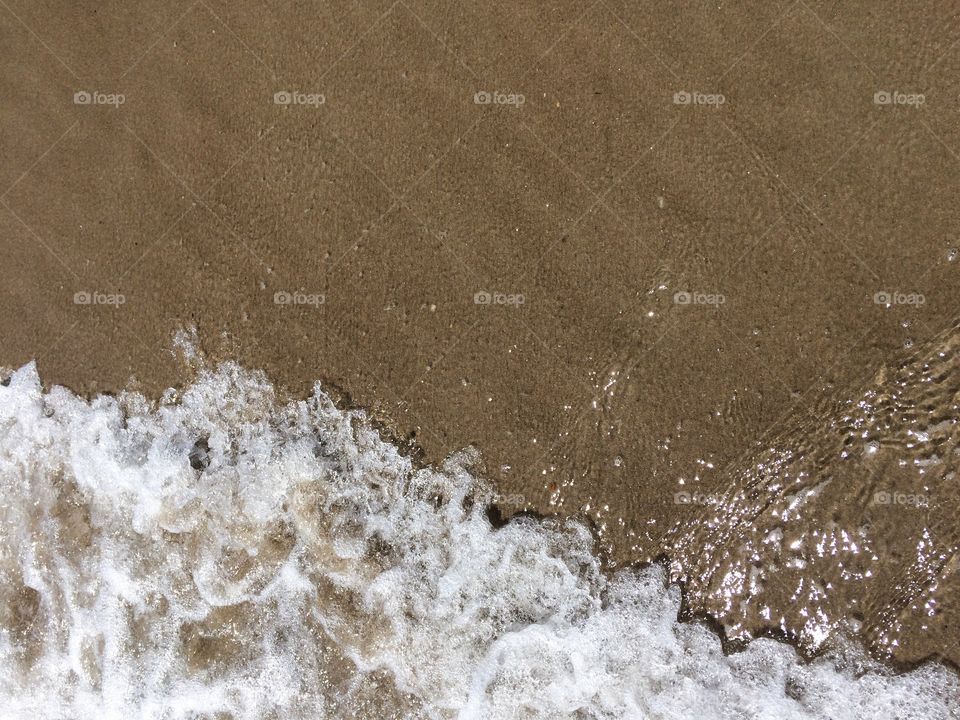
[0,359,956,719]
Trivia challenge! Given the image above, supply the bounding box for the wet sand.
[2,1,959,667]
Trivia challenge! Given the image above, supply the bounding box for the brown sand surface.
[2,1,959,666]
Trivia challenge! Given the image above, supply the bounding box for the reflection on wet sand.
[666,319,960,667]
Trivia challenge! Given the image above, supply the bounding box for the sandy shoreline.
[3,1,959,669]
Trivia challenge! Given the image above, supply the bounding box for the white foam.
[0,360,956,719]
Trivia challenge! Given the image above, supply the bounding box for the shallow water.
[0,345,957,718]
[666,320,960,667]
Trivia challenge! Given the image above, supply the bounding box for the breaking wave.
[0,355,956,719]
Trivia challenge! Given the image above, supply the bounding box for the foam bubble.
[0,360,956,719]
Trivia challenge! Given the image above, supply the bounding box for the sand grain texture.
[2,0,959,667]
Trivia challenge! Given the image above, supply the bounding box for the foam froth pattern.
[0,359,956,719]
